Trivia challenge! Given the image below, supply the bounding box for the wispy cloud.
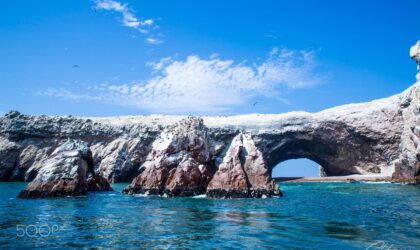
[37,48,321,113]
[95,0,161,43]
[264,30,279,40]
[37,88,96,102]
[145,37,163,45]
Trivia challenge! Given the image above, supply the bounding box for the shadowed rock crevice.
[239,145,252,196]
[0,138,20,181]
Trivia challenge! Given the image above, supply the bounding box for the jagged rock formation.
[17,140,112,198]
[0,42,419,198]
[207,133,281,198]
[123,118,217,196]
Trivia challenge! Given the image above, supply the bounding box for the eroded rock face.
[207,133,281,198]
[1,42,419,198]
[123,117,217,196]
[92,139,135,182]
[17,140,112,198]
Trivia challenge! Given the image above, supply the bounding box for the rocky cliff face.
[1,42,419,198]
[17,140,112,198]
[123,118,217,196]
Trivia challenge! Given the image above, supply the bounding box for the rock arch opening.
[272,158,320,178]
[259,132,363,177]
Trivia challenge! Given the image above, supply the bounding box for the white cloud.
[145,37,163,45]
[38,48,321,113]
[141,19,154,26]
[95,0,160,39]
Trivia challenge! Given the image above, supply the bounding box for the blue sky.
[1,0,419,176]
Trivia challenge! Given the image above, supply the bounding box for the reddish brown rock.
[207,133,281,198]
[123,117,216,196]
[123,163,170,195]
[163,157,209,196]
[87,174,113,192]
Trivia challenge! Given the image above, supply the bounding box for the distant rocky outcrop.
[1,42,419,198]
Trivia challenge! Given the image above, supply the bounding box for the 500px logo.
[16,224,65,238]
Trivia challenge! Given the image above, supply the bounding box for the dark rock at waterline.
[87,174,113,192]
[206,188,283,199]
[17,179,87,199]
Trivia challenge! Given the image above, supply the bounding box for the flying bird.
[253,101,258,107]
[72,65,79,68]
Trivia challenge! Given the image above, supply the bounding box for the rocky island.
[1,42,419,198]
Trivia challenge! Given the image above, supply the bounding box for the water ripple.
[0,182,419,249]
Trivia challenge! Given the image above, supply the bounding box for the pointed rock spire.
[410,40,420,81]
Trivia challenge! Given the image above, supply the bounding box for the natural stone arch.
[251,119,387,178]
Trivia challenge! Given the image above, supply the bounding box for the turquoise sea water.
[0,182,419,249]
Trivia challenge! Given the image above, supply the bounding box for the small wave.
[361,181,393,184]
[192,194,207,199]
[134,193,149,197]
[332,192,350,195]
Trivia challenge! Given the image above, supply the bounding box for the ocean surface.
[0,182,419,249]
